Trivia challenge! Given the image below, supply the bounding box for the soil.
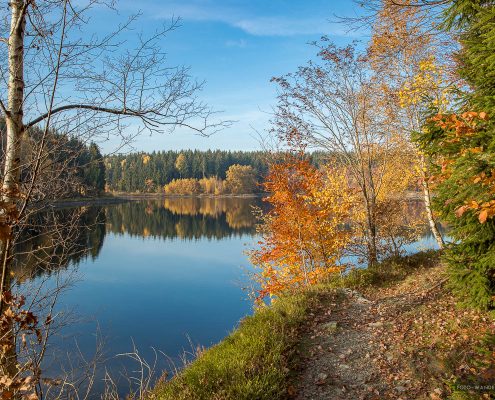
[292,265,495,400]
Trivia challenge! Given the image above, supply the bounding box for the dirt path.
[293,288,387,400]
[292,265,494,400]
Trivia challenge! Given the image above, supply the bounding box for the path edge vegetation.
[149,250,494,400]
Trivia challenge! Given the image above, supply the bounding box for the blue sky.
[98,0,367,154]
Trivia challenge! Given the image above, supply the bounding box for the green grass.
[328,250,441,290]
[150,287,328,400]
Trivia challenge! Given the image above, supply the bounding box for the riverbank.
[149,251,494,400]
[49,192,264,208]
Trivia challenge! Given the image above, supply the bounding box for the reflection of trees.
[226,202,257,229]
[13,197,259,281]
[12,206,106,282]
[106,197,260,240]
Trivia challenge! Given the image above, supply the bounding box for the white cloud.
[149,2,337,37]
[233,17,331,37]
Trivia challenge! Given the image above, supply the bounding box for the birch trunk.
[419,153,444,249]
[3,0,25,202]
[0,0,26,381]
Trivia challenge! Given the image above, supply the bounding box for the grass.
[330,250,441,290]
[149,286,328,400]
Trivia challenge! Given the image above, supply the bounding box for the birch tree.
[0,0,228,397]
[367,0,456,249]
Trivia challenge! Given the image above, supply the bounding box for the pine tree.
[416,1,495,309]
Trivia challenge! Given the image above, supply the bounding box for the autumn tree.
[272,41,418,266]
[250,156,357,300]
[175,153,188,178]
[224,164,257,194]
[164,178,201,195]
[199,176,224,195]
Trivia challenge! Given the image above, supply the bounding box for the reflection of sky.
[44,232,256,396]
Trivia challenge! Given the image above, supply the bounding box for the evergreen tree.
[416,1,495,309]
[85,143,105,193]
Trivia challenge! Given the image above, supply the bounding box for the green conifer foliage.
[416,0,495,309]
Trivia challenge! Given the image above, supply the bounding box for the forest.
[103,150,329,194]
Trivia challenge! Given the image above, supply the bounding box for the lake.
[15,196,439,397]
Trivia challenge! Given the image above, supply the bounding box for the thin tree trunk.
[366,200,378,268]
[0,0,26,382]
[3,0,25,202]
[361,181,378,268]
[419,154,444,249]
[363,163,378,268]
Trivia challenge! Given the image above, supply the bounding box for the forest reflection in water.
[106,196,260,240]
[14,196,261,281]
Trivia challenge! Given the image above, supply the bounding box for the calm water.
[16,197,261,396]
[15,197,439,397]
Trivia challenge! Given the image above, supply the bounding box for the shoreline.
[49,192,265,208]
[48,190,423,209]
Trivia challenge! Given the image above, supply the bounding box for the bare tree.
[0,0,230,397]
[271,41,418,266]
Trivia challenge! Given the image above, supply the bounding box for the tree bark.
[0,0,26,382]
[419,154,444,249]
[3,0,25,202]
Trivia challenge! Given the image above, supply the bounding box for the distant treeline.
[104,150,329,193]
[0,118,105,198]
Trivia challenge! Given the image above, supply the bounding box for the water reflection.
[14,197,260,284]
[12,197,262,397]
[12,197,440,398]
[13,206,106,282]
[106,197,259,241]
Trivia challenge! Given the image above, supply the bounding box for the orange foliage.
[429,112,495,223]
[249,156,356,301]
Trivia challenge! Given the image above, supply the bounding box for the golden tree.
[272,42,419,266]
[249,155,357,300]
[224,164,257,194]
[175,153,188,178]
